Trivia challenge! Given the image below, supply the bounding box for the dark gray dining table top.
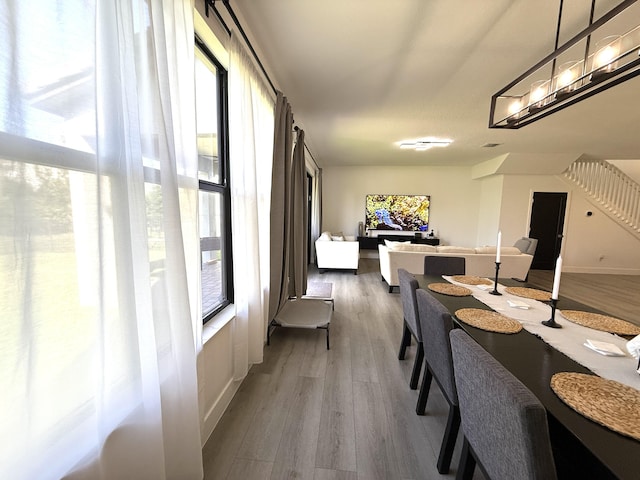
[418,274,640,480]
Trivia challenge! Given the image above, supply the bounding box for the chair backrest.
[423,256,466,276]
[513,237,538,256]
[398,268,421,340]
[449,329,557,480]
[416,289,457,404]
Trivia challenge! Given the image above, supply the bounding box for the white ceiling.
[231,0,640,169]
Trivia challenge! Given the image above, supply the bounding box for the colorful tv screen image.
[365,194,430,232]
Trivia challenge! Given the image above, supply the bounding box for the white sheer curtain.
[0,1,203,479]
[228,32,275,380]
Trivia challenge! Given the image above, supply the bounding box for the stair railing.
[564,159,640,236]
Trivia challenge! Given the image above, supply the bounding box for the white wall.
[322,166,482,247]
[475,175,504,246]
[562,193,640,273]
[197,319,237,445]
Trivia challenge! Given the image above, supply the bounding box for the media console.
[357,235,440,250]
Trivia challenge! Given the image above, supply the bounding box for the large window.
[195,40,233,321]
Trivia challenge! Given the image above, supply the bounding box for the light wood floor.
[203,258,482,480]
[526,269,640,326]
[202,260,640,479]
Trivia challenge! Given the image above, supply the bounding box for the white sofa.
[315,232,360,274]
[379,242,534,292]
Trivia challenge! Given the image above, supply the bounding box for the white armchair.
[315,232,360,274]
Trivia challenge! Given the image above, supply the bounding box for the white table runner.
[443,276,640,391]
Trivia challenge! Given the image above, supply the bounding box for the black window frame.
[196,36,233,323]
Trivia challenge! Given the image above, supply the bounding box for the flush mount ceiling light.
[489,0,640,129]
[398,138,453,151]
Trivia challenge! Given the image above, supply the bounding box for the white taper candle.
[496,231,502,263]
[551,255,562,300]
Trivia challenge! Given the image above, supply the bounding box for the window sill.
[202,304,236,344]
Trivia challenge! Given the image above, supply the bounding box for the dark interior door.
[528,192,567,270]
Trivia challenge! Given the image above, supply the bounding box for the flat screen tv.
[365,194,430,232]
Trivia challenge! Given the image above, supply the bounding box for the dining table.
[417,274,640,480]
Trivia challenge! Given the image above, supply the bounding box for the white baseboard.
[200,377,242,446]
[563,265,640,275]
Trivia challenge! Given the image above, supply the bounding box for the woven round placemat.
[455,308,523,334]
[451,275,493,286]
[551,372,640,441]
[427,283,472,297]
[504,286,552,302]
[560,310,640,336]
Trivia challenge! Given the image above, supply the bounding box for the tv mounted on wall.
[365,194,430,232]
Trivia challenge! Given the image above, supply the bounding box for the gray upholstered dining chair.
[449,329,557,480]
[397,268,423,390]
[423,255,466,276]
[415,288,460,474]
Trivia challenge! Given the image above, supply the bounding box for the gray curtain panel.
[268,92,309,322]
[269,92,309,322]
[268,92,293,322]
[288,128,308,299]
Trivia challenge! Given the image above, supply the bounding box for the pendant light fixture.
[489,0,640,129]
